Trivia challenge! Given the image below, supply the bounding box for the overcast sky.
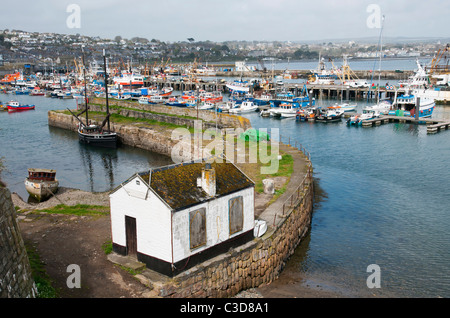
[1,0,449,42]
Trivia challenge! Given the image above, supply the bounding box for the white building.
[109,158,255,276]
[235,61,256,72]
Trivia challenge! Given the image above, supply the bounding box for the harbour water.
[0,93,172,200]
[1,92,449,298]
[243,100,450,298]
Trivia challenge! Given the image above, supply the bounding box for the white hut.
[109,158,255,276]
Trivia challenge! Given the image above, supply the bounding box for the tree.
[114,35,122,43]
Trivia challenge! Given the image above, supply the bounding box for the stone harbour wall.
[155,165,314,298]
[0,187,37,298]
[90,97,252,131]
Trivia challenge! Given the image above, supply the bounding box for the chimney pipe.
[201,164,216,197]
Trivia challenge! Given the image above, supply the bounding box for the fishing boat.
[14,87,30,95]
[260,109,271,117]
[24,168,59,202]
[347,111,380,126]
[389,90,435,118]
[194,101,215,110]
[7,100,35,112]
[113,71,144,88]
[328,102,357,112]
[229,101,258,114]
[271,102,300,118]
[226,80,250,93]
[0,100,6,111]
[363,99,392,114]
[253,93,272,106]
[165,97,189,107]
[69,48,118,148]
[217,101,238,113]
[148,95,164,104]
[308,55,338,85]
[297,107,319,122]
[29,88,45,96]
[315,108,344,123]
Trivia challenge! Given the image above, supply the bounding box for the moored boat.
[24,168,59,202]
[316,108,344,123]
[7,100,35,112]
[228,101,258,113]
[69,48,118,148]
[328,102,357,112]
[389,91,435,118]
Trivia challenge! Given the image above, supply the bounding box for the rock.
[262,179,274,194]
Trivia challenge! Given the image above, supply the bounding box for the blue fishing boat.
[389,92,435,118]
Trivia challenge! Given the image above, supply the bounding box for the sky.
[1,0,449,42]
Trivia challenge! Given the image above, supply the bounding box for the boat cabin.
[27,168,57,181]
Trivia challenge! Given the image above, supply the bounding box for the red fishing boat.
[7,100,35,112]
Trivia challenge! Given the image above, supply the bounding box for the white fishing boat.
[363,99,392,114]
[197,102,215,110]
[328,102,357,112]
[24,168,59,202]
[347,111,380,126]
[315,108,344,122]
[226,80,250,93]
[271,102,299,118]
[229,101,258,113]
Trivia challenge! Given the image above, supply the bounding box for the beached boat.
[7,100,35,112]
[24,168,59,202]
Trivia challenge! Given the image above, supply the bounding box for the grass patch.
[63,109,197,134]
[38,204,109,216]
[25,243,58,298]
[102,240,113,255]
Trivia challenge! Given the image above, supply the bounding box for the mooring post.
[415,97,420,122]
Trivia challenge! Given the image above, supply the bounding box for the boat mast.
[81,45,88,126]
[103,49,111,133]
[377,15,385,104]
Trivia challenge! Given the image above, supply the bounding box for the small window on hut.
[229,196,243,235]
[189,208,206,249]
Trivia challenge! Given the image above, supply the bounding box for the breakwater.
[48,99,251,159]
[90,97,251,130]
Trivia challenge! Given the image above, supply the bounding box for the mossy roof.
[139,159,254,211]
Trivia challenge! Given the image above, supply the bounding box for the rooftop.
[138,158,254,211]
